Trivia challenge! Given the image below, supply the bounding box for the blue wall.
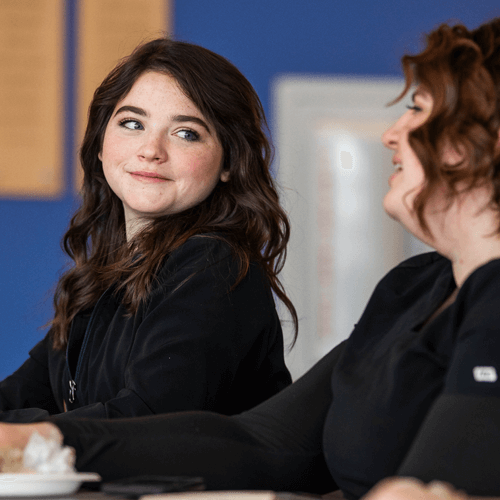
[1,0,499,380]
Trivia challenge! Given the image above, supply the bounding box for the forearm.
[396,394,500,496]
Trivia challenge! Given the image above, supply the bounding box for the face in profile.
[99,71,228,236]
[381,87,433,239]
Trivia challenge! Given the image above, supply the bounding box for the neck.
[448,233,500,287]
[430,189,500,287]
[125,217,148,242]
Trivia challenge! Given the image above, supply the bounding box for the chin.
[383,206,399,222]
[382,197,399,221]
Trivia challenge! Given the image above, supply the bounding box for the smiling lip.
[129,171,169,182]
[388,167,402,187]
[388,156,403,186]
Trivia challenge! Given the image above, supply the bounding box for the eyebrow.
[114,105,147,117]
[113,107,211,134]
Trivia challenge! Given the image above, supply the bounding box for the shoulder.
[444,260,500,396]
[161,234,234,271]
[374,251,450,297]
[153,234,249,291]
[454,258,500,332]
[348,252,450,337]
[460,258,500,298]
[145,234,271,312]
[392,251,445,270]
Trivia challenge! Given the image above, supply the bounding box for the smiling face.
[99,71,227,239]
[382,87,433,239]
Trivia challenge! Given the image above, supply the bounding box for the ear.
[98,151,102,162]
[220,170,230,182]
[442,137,466,166]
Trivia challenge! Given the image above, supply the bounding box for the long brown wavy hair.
[50,37,298,350]
[391,18,500,235]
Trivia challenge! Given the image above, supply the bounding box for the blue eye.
[177,129,200,142]
[119,119,143,130]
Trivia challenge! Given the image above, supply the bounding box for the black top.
[324,251,500,497]
[53,252,500,498]
[0,236,291,421]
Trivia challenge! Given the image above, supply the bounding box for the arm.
[396,384,500,495]
[1,342,344,492]
[0,335,61,421]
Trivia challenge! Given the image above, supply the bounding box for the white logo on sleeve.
[473,366,498,382]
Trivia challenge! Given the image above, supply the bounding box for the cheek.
[101,139,117,163]
[184,151,223,182]
[101,129,130,164]
[100,138,123,183]
[101,162,117,192]
[100,142,112,168]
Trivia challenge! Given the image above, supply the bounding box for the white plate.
[0,472,101,496]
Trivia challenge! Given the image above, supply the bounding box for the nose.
[382,119,400,150]
[138,132,167,162]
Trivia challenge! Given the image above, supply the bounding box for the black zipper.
[65,289,110,404]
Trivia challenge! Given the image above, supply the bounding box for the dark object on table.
[100,475,205,497]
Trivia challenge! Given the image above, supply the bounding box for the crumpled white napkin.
[22,431,75,474]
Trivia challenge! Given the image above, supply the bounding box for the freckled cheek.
[101,134,134,163]
[183,154,222,182]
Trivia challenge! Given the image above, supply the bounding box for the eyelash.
[406,105,423,112]
[118,119,200,142]
[119,118,143,130]
[177,129,200,142]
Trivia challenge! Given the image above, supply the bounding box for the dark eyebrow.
[172,115,211,133]
[113,105,147,117]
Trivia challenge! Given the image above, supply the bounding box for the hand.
[0,422,62,450]
[362,478,468,500]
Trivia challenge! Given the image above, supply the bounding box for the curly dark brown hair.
[50,37,297,350]
[391,18,500,234]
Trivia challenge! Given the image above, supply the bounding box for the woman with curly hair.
[0,38,296,421]
[3,16,500,500]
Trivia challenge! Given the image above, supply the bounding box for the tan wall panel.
[0,0,64,198]
[76,0,171,189]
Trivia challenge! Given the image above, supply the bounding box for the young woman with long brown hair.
[0,38,297,421]
[3,16,500,500]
